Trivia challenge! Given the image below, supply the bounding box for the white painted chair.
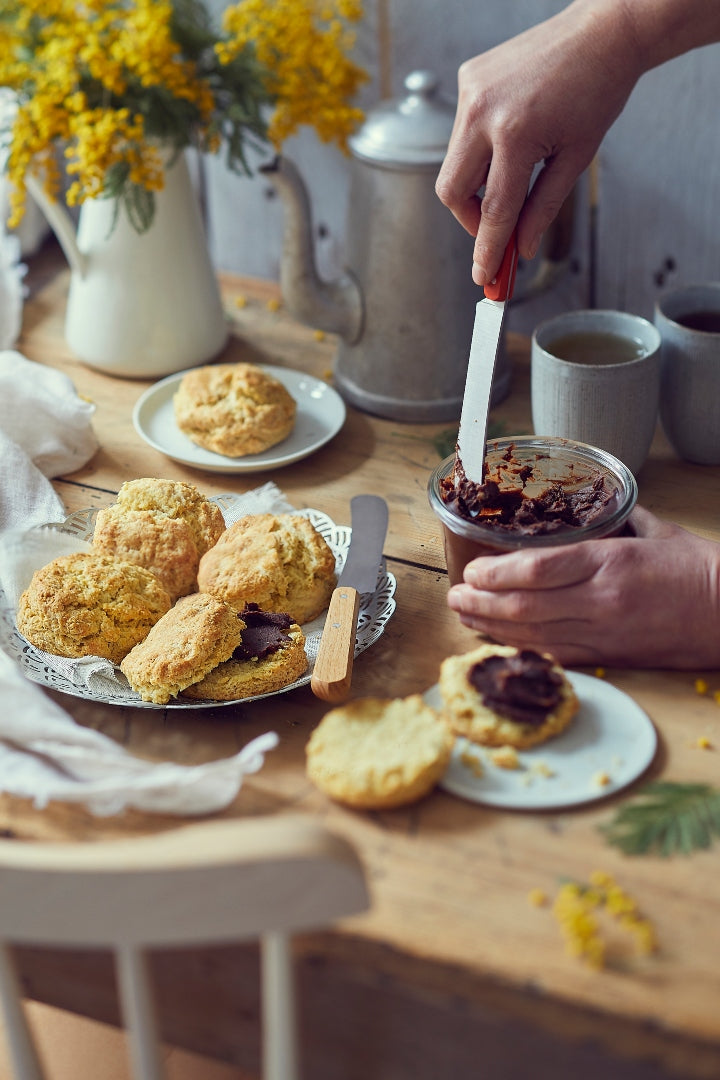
[0,815,370,1080]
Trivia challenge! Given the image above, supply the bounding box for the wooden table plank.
[7,255,720,1077]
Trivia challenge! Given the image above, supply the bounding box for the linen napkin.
[0,349,99,529]
[0,482,298,816]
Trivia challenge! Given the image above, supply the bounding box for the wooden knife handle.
[310,586,360,703]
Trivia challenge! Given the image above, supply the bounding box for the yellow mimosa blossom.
[1,0,366,232]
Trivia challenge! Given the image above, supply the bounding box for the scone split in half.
[439,644,579,749]
[306,695,455,809]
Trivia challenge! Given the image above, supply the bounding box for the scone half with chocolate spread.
[438,643,579,749]
[306,695,455,809]
[120,593,243,704]
[183,603,308,701]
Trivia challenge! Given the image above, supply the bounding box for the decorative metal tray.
[0,500,397,709]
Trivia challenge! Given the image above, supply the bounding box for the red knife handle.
[483,229,519,302]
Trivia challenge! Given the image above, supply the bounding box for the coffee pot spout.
[261,156,363,344]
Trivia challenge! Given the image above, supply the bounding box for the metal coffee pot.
[263,70,570,422]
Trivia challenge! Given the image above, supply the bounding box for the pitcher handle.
[24,174,87,278]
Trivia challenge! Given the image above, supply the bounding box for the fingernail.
[527,232,543,260]
[472,261,486,286]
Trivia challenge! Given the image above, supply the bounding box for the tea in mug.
[547,331,647,365]
[675,310,720,333]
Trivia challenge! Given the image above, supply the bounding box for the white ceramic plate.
[0,502,396,710]
[132,365,346,473]
[430,671,657,810]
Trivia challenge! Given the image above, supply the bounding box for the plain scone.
[173,362,297,457]
[197,512,336,624]
[93,478,226,603]
[438,643,579,749]
[120,593,243,704]
[16,552,171,664]
[306,695,455,809]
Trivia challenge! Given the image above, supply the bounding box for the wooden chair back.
[0,815,369,1080]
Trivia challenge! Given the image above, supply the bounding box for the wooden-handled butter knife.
[311,494,389,704]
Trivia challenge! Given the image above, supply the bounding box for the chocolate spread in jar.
[468,649,563,725]
[234,603,293,661]
[440,444,619,536]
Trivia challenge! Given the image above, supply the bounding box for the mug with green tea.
[531,309,662,476]
[654,283,720,465]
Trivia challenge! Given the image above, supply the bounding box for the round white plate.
[132,365,346,473]
[1,502,396,710]
[430,671,657,810]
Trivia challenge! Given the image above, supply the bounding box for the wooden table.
[7,246,720,1079]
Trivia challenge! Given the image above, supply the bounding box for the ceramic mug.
[531,310,662,476]
[654,283,720,465]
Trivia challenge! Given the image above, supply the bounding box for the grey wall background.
[201,0,720,338]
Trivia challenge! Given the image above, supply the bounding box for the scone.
[93,478,226,602]
[16,552,171,664]
[306,695,455,809]
[120,593,243,704]
[438,644,578,749]
[183,604,308,701]
[173,362,297,457]
[197,512,336,624]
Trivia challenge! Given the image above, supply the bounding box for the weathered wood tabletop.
[6,248,720,1079]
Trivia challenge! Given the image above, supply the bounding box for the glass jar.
[428,435,638,585]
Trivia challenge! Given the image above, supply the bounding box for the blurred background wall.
[198,0,720,339]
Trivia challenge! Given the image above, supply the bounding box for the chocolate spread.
[440,446,618,535]
[234,604,293,661]
[468,649,563,725]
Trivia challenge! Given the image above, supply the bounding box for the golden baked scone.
[438,643,579,749]
[197,512,336,624]
[173,362,297,457]
[306,695,455,809]
[183,604,308,701]
[93,478,226,602]
[16,552,171,664]
[120,593,243,704]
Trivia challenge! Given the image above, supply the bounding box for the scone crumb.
[594,667,606,679]
[266,297,281,312]
[460,748,484,777]
[527,888,549,908]
[313,329,326,341]
[593,770,612,789]
[490,745,521,770]
[695,735,713,750]
[530,760,555,778]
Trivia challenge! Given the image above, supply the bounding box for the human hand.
[435,0,641,286]
[446,506,720,669]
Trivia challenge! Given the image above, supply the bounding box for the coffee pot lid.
[349,70,456,168]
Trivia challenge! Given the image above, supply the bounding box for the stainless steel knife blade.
[311,495,389,703]
[456,234,518,483]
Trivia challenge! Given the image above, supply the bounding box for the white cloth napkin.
[0,349,99,529]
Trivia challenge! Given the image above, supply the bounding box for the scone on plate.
[120,593,243,704]
[93,477,226,602]
[306,695,455,809]
[16,552,171,664]
[173,362,297,457]
[438,643,579,749]
[197,512,336,624]
[183,604,308,701]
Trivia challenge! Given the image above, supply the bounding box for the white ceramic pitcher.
[25,149,228,378]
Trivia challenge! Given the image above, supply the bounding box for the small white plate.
[133,365,346,473]
[430,671,657,810]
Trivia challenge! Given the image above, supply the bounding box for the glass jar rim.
[427,435,638,549]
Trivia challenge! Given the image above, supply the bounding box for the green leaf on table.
[600,781,720,856]
[391,419,516,461]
